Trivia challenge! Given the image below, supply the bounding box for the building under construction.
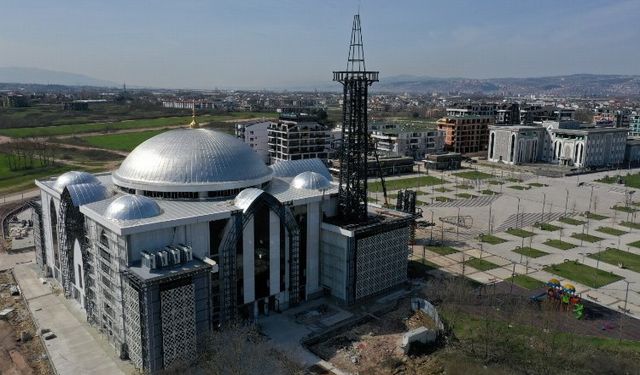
[31,14,411,374]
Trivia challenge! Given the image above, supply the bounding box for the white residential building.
[236,121,271,163]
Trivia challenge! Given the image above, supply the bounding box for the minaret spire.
[189,103,200,128]
[346,14,366,72]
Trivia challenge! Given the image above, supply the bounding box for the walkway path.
[13,263,133,375]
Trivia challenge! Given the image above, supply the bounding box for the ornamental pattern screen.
[161,284,196,368]
[123,281,143,370]
[355,227,409,300]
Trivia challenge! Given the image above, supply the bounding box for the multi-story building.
[488,121,627,168]
[369,123,444,159]
[436,104,493,154]
[235,120,271,163]
[268,115,331,163]
[629,113,640,136]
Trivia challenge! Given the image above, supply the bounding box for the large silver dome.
[112,128,273,193]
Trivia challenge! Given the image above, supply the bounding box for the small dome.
[54,171,99,193]
[112,128,273,193]
[291,171,332,190]
[105,195,162,221]
[66,183,109,206]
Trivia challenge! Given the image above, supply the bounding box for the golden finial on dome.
[189,104,200,128]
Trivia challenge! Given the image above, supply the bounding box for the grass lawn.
[508,185,530,190]
[82,129,166,151]
[506,177,522,182]
[433,186,452,193]
[590,248,640,273]
[527,182,547,187]
[464,258,499,271]
[506,228,535,238]
[596,226,627,236]
[408,259,439,276]
[454,184,473,189]
[454,171,494,180]
[535,222,561,231]
[513,246,549,258]
[0,153,81,193]
[627,240,640,249]
[506,274,545,289]
[612,205,638,213]
[620,221,640,230]
[435,196,452,202]
[543,239,577,250]
[558,216,587,225]
[425,245,458,256]
[478,234,507,245]
[544,261,624,288]
[0,112,276,138]
[584,212,608,220]
[455,192,476,199]
[487,180,503,185]
[369,175,445,192]
[598,172,640,189]
[571,232,604,243]
[480,189,498,195]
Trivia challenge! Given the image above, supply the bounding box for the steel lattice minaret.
[333,14,379,223]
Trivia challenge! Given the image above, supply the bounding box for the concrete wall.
[319,224,350,302]
[306,201,321,296]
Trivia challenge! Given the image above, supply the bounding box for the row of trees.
[3,139,56,171]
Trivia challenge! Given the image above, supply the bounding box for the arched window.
[50,199,59,268]
[100,230,109,248]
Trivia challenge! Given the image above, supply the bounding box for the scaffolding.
[57,189,97,322]
[27,201,46,272]
[218,193,300,323]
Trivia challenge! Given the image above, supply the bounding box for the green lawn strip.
[487,180,503,185]
[0,112,276,138]
[453,171,494,180]
[512,246,549,258]
[595,226,627,236]
[584,212,608,220]
[368,175,446,192]
[425,245,459,256]
[589,248,640,273]
[571,232,604,243]
[543,239,577,250]
[620,221,640,230]
[435,196,452,202]
[535,222,561,231]
[455,192,476,199]
[506,274,545,289]
[612,205,639,213]
[506,177,522,182]
[598,172,640,189]
[454,184,473,189]
[506,228,535,238]
[627,240,640,249]
[478,234,507,245]
[527,182,547,187]
[464,257,499,271]
[82,129,166,151]
[508,185,530,190]
[408,259,439,276]
[480,189,498,195]
[433,186,452,193]
[544,261,624,288]
[558,217,587,225]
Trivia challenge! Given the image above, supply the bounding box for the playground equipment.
[530,278,585,319]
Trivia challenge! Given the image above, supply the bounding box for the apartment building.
[268,117,331,163]
[436,104,493,154]
[235,120,271,163]
[369,123,444,159]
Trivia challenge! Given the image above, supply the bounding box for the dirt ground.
[309,299,436,374]
[0,270,52,375]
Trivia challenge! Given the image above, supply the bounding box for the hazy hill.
[377,74,640,96]
[0,67,117,87]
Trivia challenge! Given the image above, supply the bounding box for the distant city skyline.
[1,0,639,89]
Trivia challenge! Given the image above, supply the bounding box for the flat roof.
[127,259,210,283]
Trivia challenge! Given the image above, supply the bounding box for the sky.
[1,0,639,89]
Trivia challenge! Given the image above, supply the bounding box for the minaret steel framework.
[333,14,379,223]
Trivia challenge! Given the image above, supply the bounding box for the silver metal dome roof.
[66,183,109,206]
[54,171,100,193]
[291,171,332,190]
[112,128,273,193]
[104,195,162,221]
[270,159,332,181]
[234,188,265,213]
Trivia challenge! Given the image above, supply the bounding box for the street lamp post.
[564,188,569,217]
[429,210,434,243]
[541,193,546,223]
[516,197,521,229]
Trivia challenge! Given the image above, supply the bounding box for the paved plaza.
[372,166,640,317]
